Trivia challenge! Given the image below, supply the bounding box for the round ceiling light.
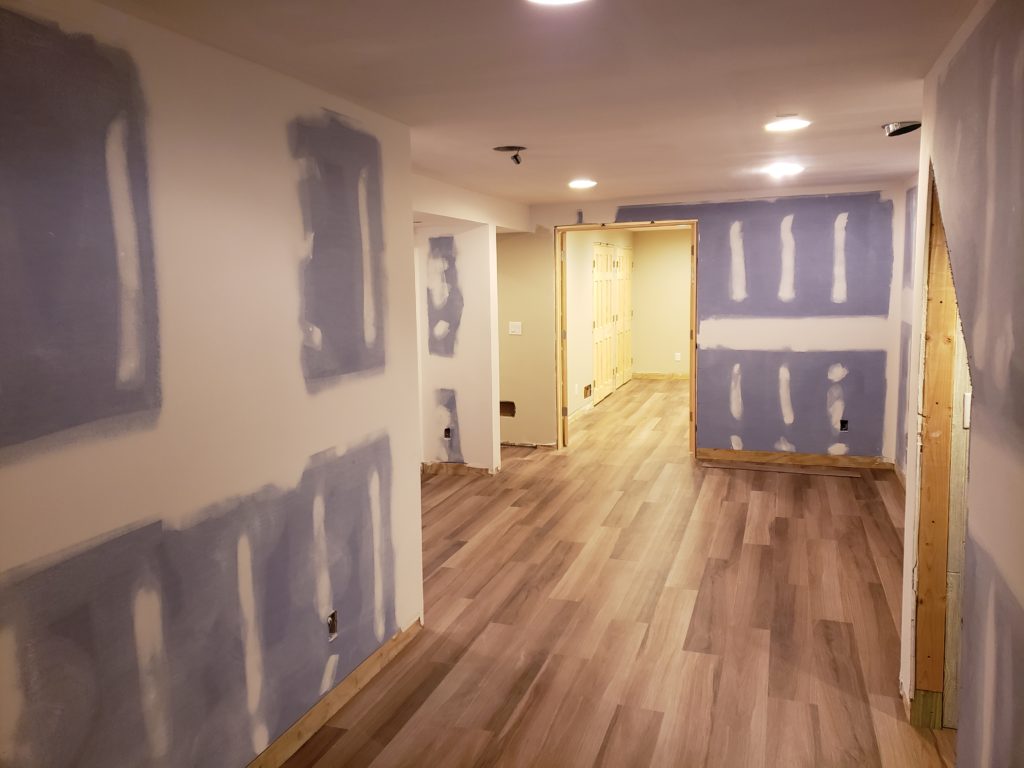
[765,116,811,132]
[762,162,804,179]
[568,178,597,189]
[528,0,589,4]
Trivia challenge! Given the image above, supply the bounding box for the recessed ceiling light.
[762,162,804,179]
[568,178,597,189]
[528,0,589,5]
[765,116,812,132]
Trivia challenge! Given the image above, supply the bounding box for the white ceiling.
[103,0,975,204]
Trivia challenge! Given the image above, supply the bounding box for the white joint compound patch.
[832,212,849,304]
[778,214,796,302]
[729,363,743,420]
[729,221,747,302]
[778,364,794,425]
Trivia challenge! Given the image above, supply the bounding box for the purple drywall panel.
[0,9,160,449]
[436,388,465,463]
[0,437,396,768]
[426,236,464,357]
[929,0,1024,763]
[291,113,387,386]
[931,0,1024,447]
[616,192,894,319]
[696,349,886,456]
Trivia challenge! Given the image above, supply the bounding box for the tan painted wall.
[632,229,692,376]
[496,230,557,445]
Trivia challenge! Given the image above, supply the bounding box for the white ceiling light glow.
[568,178,597,189]
[528,0,589,5]
[765,116,812,132]
[762,162,804,179]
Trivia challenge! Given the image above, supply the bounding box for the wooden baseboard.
[695,448,893,470]
[249,619,422,768]
[632,372,689,381]
[501,442,557,450]
[421,462,494,478]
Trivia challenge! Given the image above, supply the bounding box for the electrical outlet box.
[327,610,338,641]
[839,419,849,433]
[443,427,452,439]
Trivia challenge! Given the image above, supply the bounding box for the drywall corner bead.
[426,236,464,357]
[0,7,161,450]
[290,112,387,385]
[0,437,397,768]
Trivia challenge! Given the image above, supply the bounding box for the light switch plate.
[509,321,522,335]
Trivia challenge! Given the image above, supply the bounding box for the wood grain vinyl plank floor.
[284,379,953,768]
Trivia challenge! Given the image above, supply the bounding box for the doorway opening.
[554,220,698,451]
[910,175,970,729]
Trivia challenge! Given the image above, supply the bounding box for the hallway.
[286,379,954,767]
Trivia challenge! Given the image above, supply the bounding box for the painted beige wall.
[0,0,423,633]
[632,229,692,376]
[496,230,557,445]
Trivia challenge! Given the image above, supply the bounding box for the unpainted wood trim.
[699,460,859,478]
[632,372,689,380]
[910,689,944,730]
[555,220,694,232]
[557,230,568,448]
[915,182,956,696]
[421,462,495,478]
[689,221,698,456]
[248,620,423,768]
[695,448,893,470]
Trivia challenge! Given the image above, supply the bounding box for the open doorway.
[554,220,698,451]
[910,176,971,729]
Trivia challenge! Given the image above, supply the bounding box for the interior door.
[592,243,615,403]
[618,246,633,387]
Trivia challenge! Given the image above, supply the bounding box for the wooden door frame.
[911,175,964,728]
[554,220,698,451]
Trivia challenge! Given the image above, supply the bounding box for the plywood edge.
[695,448,893,470]
[631,372,690,380]
[248,619,423,768]
[421,462,495,478]
[910,688,944,729]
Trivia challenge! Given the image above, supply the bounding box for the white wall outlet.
[674,352,682,362]
[509,321,522,335]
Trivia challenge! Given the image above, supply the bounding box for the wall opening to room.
[554,221,697,450]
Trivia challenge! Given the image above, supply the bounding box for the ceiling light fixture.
[762,161,804,179]
[883,120,922,137]
[527,0,589,5]
[765,116,811,132]
[568,178,597,190]
[493,145,526,165]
